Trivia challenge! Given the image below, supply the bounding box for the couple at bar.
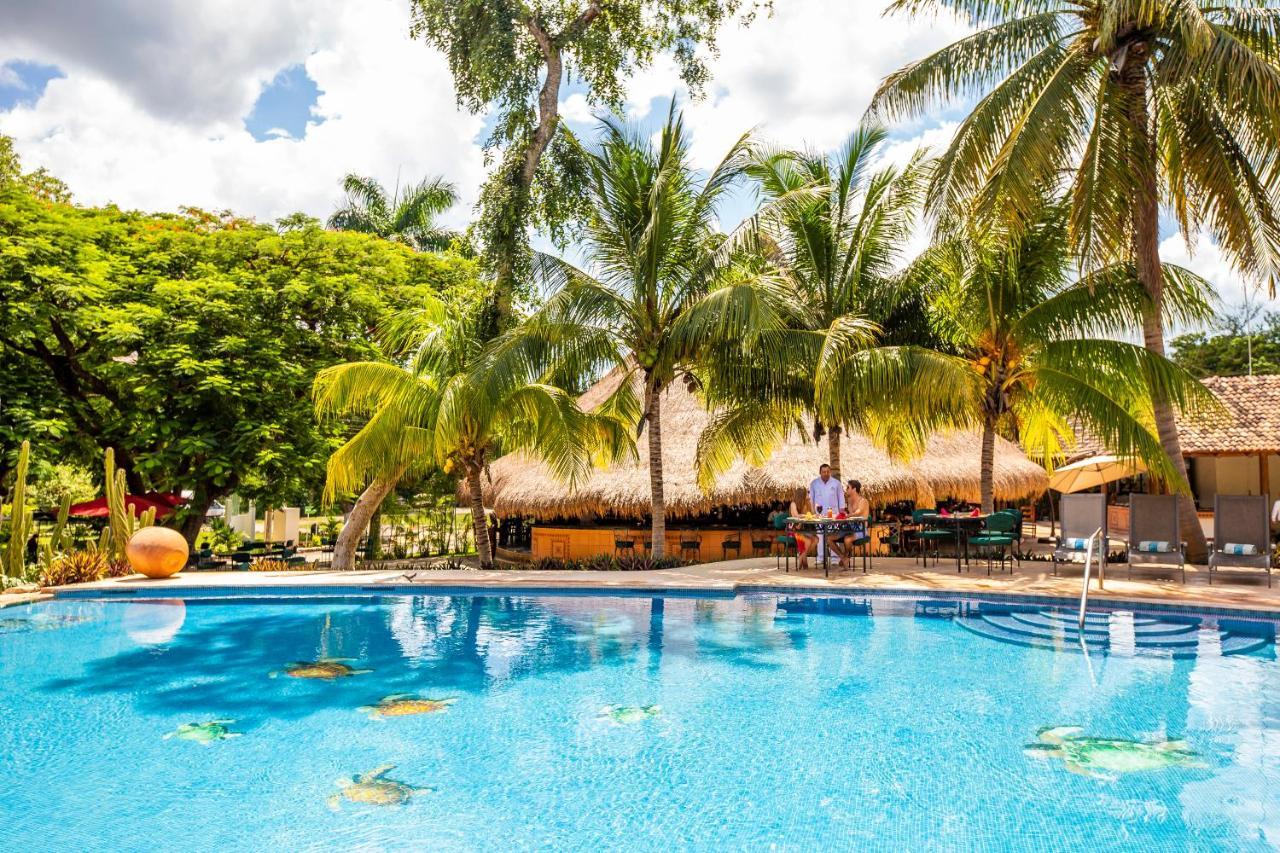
[784,464,869,571]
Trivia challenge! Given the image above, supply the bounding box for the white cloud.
[0,63,26,89]
[1160,232,1280,328]
[0,0,485,227]
[624,1,971,167]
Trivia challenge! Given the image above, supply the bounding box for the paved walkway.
[40,555,1280,615]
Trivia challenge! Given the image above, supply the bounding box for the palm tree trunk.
[648,390,666,559]
[332,476,396,570]
[828,425,843,481]
[465,464,494,569]
[1124,56,1209,563]
[980,414,997,514]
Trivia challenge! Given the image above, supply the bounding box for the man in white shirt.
[808,464,846,561]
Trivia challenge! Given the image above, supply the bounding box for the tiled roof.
[1181,375,1280,455]
[1072,375,1280,458]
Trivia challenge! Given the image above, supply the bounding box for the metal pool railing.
[1077,526,1105,631]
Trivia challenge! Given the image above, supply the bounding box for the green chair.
[772,513,798,572]
[968,512,1018,575]
[914,509,953,567]
[843,517,874,573]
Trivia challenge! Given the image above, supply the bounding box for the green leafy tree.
[1171,308,1280,377]
[872,0,1280,558]
[315,280,630,569]
[0,185,464,543]
[327,173,459,251]
[485,107,785,557]
[408,0,758,326]
[904,201,1216,511]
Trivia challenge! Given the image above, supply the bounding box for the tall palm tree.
[872,0,1280,558]
[483,106,776,558]
[697,127,950,484]
[315,284,628,569]
[904,201,1216,512]
[328,173,459,251]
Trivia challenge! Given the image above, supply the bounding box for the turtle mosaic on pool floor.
[270,658,371,680]
[1025,726,1207,780]
[328,765,431,810]
[359,694,456,719]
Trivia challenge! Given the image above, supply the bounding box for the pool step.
[956,605,1275,658]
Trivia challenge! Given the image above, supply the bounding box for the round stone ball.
[125,527,189,579]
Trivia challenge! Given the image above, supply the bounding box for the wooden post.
[1261,453,1271,496]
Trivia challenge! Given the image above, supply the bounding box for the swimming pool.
[2,589,1279,850]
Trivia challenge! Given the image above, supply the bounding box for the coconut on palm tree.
[328,173,459,252]
[482,106,785,558]
[315,282,629,569]
[872,0,1280,558]
[696,127,953,485]
[902,200,1216,513]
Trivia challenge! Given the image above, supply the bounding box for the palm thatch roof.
[482,370,1048,519]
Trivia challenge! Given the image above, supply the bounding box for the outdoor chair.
[679,539,701,561]
[969,511,1018,575]
[842,517,873,573]
[230,550,252,571]
[1209,494,1272,586]
[720,534,742,561]
[613,533,637,557]
[914,509,953,567]
[1051,494,1108,576]
[1126,494,1186,583]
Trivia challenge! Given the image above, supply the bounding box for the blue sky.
[243,64,322,142]
[0,0,1269,318]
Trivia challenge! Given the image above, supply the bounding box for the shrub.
[531,555,689,572]
[248,558,292,572]
[40,550,110,586]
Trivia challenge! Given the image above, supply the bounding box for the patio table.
[922,513,989,573]
[786,516,868,577]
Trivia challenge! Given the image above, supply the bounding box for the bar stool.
[614,532,637,558]
[721,533,742,561]
[679,538,702,561]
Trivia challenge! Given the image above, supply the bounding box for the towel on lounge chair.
[1064,537,1090,550]
[1222,542,1258,556]
[1137,540,1171,553]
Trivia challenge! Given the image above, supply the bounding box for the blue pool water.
[3,590,1280,851]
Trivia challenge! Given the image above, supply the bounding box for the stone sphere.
[124,527,189,579]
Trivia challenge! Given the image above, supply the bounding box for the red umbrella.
[67,494,184,520]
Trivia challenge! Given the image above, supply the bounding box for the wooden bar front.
[530,524,890,562]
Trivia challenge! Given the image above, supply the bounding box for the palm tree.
[696,127,950,484]
[872,0,1280,558]
[315,284,628,569]
[483,106,774,558]
[903,201,1216,512]
[328,173,459,251]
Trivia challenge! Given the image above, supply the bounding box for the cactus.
[39,494,73,569]
[102,448,154,562]
[2,441,34,586]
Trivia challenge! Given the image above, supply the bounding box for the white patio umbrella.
[1049,455,1147,494]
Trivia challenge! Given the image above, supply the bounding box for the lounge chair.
[1126,494,1186,583]
[1209,494,1272,586]
[1051,494,1108,576]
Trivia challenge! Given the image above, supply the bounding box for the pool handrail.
[1078,526,1105,630]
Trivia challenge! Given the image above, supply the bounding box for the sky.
[0,0,1273,326]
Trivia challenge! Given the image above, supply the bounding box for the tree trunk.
[980,415,997,514]
[465,464,493,569]
[332,477,396,571]
[1123,53,1209,562]
[648,389,666,559]
[827,425,842,481]
[365,506,382,560]
[178,483,213,547]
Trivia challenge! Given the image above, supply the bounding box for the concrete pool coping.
[31,555,1280,620]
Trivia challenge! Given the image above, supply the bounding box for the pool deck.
[31,555,1280,615]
